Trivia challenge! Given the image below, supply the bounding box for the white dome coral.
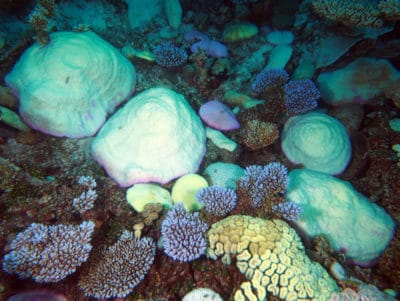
[5,31,136,138]
[281,112,351,175]
[91,87,206,187]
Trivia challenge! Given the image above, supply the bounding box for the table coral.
[206,215,339,301]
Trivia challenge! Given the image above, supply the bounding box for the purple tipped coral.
[161,204,208,262]
[78,230,155,299]
[238,162,288,208]
[251,68,289,94]
[3,221,95,283]
[271,201,303,222]
[153,42,188,68]
[196,186,237,216]
[284,79,320,115]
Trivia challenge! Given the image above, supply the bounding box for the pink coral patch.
[199,100,240,131]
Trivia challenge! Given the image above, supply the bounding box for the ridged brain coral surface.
[206,215,339,301]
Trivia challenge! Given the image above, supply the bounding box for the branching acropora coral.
[284,79,320,115]
[378,0,400,21]
[240,119,279,150]
[196,186,237,216]
[27,0,56,44]
[251,69,289,94]
[3,221,95,283]
[72,175,97,214]
[206,215,339,301]
[161,203,209,262]
[78,230,156,299]
[311,0,384,28]
[237,162,288,209]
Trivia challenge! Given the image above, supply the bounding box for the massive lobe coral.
[91,87,206,187]
[5,31,136,138]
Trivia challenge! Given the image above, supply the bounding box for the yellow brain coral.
[206,215,339,301]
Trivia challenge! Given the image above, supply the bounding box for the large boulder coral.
[281,112,351,175]
[285,169,395,266]
[91,87,206,187]
[317,57,400,105]
[5,31,136,138]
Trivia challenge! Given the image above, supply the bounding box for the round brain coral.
[281,112,351,175]
[206,215,339,301]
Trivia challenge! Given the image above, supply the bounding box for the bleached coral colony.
[0,0,399,300]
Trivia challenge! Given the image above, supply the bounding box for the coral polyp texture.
[5,31,136,138]
[3,221,95,283]
[284,79,320,115]
[238,162,288,208]
[251,68,289,94]
[240,119,279,150]
[161,204,209,262]
[196,186,237,216]
[206,215,339,301]
[153,42,188,68]
[78,230,155,299]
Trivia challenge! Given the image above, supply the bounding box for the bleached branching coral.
[3,221,95,283]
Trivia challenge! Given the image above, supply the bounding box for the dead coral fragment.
[240,119,279,151]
